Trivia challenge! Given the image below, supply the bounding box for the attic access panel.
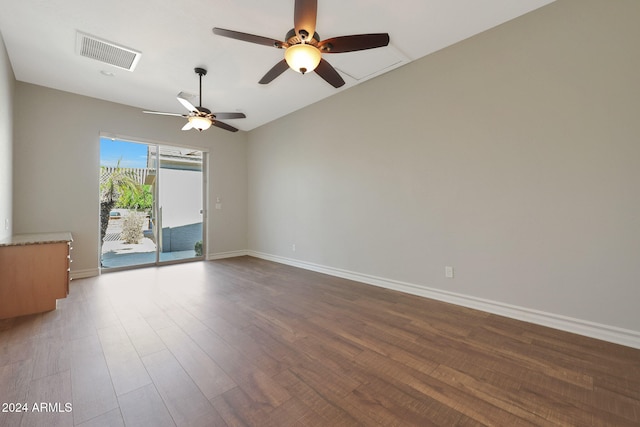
[330,44,408,82]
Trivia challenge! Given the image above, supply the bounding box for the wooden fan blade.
[143,111,186,117]
[212,120,239,132]
[294,0,317,41]
[177,94,197,112]
[318,33,390,53]
[212,27,284,48]
[259,59,289,84]
[315,58,345,88]
[213,112,247,120]
[182,121,193,131]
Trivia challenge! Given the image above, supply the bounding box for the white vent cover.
[76,31,141,71]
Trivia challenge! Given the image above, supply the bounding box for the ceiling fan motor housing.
[285,28,320,46]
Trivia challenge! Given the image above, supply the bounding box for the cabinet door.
[0,242,69,319]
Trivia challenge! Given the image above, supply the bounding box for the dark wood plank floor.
[1,256,639,426]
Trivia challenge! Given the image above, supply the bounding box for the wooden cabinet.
[0,232,72,319]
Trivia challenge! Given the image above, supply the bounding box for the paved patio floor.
[101,220,198,269]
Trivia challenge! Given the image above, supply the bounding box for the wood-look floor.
[1,256,639,426]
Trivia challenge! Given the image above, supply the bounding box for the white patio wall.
[158,168,202,229]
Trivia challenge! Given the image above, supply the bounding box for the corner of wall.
[0,30,15,240]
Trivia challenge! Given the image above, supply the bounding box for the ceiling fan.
[143,68,246,132]
[212,0,390,88]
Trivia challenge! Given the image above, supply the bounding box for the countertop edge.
[0,232,73,247]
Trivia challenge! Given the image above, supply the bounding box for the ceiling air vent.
[76,31,141,71]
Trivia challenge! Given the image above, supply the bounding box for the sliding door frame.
[99,132,208,272]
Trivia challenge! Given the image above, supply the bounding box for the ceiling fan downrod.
[194,67,207,109]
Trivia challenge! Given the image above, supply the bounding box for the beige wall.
[13,82,248,276]
[0,31,14,240]
[247,0,640,334]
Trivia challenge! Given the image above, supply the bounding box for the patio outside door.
[100,137,205,270]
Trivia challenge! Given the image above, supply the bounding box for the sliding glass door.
[99,137,205,270]
[151,145,205,263]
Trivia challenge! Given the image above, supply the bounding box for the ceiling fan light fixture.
[285,43,321,74]
[189,116,212,131]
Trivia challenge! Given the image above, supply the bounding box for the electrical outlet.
[4,218,8,230]
[292,244,296,252]
[445,266,454,279]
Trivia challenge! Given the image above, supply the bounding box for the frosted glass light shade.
[189,116,212,131]
[285,44,321,74]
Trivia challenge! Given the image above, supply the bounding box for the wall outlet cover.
[445,266,454,278]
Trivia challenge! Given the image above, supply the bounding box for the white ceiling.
[0,0,554,131]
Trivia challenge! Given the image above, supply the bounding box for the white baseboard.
[207,250,249,261]
[70,268,99,280]
[247,251,640,349]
